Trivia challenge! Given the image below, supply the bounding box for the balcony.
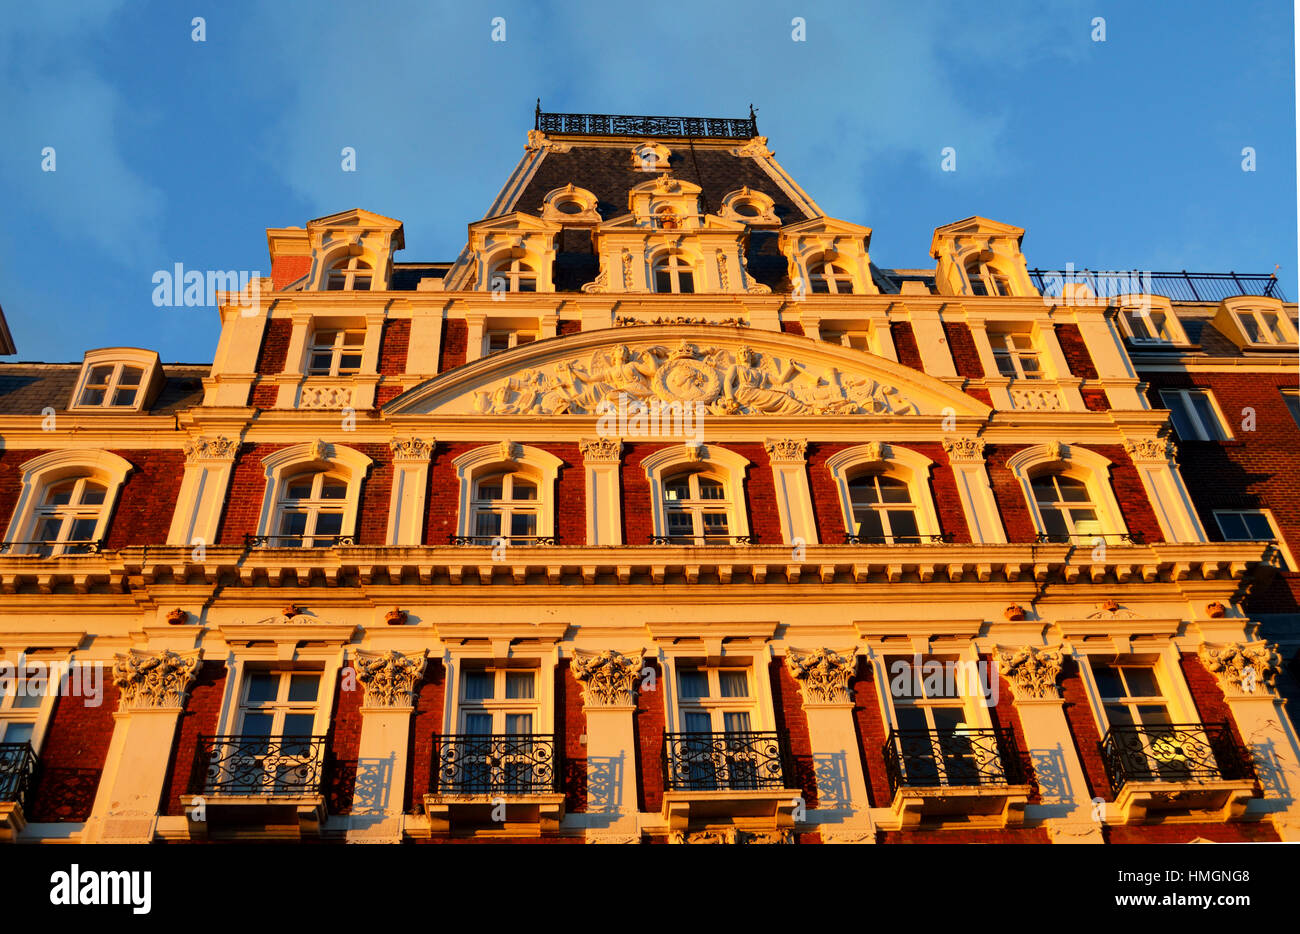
[1100,722,1258,822]
[660,731,800,833]
[0,540,102,556]
[181,734,329,839]
[882,727,1031,828]
[244,534,354,549]
[449,535,556,547]
[0,742,37,842]
[423,734,564,836]
[649,535,755,546]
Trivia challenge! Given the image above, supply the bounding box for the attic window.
[70,349,161,412]
[632,142,671,172]
[555,199,583,215]
[326,256,372,291]
[1233,307,1295,346]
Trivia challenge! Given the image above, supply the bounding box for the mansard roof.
[0,363,209,415]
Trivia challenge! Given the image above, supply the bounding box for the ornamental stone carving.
[763,438,807,464]
[715,250,730,290]
[389,437,433,460]
[298,385,354,409]
[1198,642,1281,696]
[616,315,748,328]
[184,436,239,462]
[469,341,917,417]
[1010,387,1062,411]
[354,649,427,707]
[1124,438,1177,463]
[669,829,736,844]
[786,648,858,705]
[571,649,644,707]
[112,649,202,710]
[579,438,623,462]
[997,646,1064,701]
[942,437,986,463]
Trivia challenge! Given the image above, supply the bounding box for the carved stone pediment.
[384,326,990,419]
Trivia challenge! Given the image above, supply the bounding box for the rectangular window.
[1159,388,1230,441]
[990,331,1042,380]
[1282,389,1300,428]
[1213,509,1289,569]
[224,669,323,794]
[1090,661,1194,783]
[484,330,536,356]
[307,329,365,376]
[1233,308,1295,346]
[1122,308,1173,343]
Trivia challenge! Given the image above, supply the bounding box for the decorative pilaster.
[571,650,642,707]
[354,649,427,708]
[112,649,203,710]
[763,439,817,546]
[1123,437,1206,542]
[785,648,857,705]
[1198,642,1281,696]
[571,649,644,842]
[997,646,1064,701]
[941,437,1006,544]
[167,437,241,546]
[580,438,623,545]
[387,438,434,545]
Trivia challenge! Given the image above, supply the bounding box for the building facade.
[0,109,1298,844]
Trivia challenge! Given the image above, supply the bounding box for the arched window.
[30,477,108,555]
[643,446,751,545]
[471,472,540,542]
[652,252,694,294]
[1030,473,1101,543]
[846,473,921,544]
[808,258,854,295]
[965,258,1013,297]
[662,469,731,543]
[274,470,349,547]
[326,256,372,291]
[489,257,537,293]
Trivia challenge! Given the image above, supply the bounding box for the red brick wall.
[439,320,468,372]
[943,322,984,379]
[781,321,805,337]
[353,443,392,546]
[405,660,446,812]
[378,319,410,375]
[160,661,227,815]
[26,670,120,821]
[851,668,891,807]
[377,385,403,408]
[326,667,364,814]
[251,385,279,408]
[1055,324,1099,379]
[0,448,49,536]
[1085,444,1165,543]
[769,659,817,807]
[1179,652,1247,751]
[1081,388,1110,412]
[1059,657,1110,800]
[1105,822,1279,843]
[216,443,285,544]
[988,662,1039,802]
[558,321,582,337]
[878,827,1050,843]
[891,322,923,371]
[559,662,585,813]
[634,659,665,813]
[255,318,292,374]
[984,444,1037,542]
[272,255,311,291]
[103,450,186,548]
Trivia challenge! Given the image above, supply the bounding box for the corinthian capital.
[1198,641,1281,696]
[942,437,986,463]
[786,648,858,705]
[764,438,808,464]
[1124,437,1177,464]
[112,649,203,709]
[997,646,1064,700]
[389,437,434,461]
[571,649,643,707]
[184,436,239,463]
[579,438,623,463]
[354,649,427,708]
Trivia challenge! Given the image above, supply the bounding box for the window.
[77,363,145,408]
[29,477,107,555]
[674,664,761,790]
[457,667,541,792]
[808,259,854,295]
[652,252,694,294]
[325,256,372,291]
[1090,662,1192,782]
[990,331,1042,380]
[966,260,1013,297]
[1283,389,1300,427]
[847,473,921,543]
[1213,509,1290,569]
[1233,307,1293,346]
[886,656,989,787]
[274,471,348,547]
[1121,307,1175,344]
[226,670,323,794]
[1159,389,1230,441]
[662,470,731,543]
[307,329,365,376]
[0,672,42,802]
[471,472,540,542]
[822,328,870,351]
[1031,473,1101,543]
[484,330,536,356]
[489,257,537,293]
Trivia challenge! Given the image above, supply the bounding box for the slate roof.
[0,364,209,415]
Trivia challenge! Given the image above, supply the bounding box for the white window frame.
[272,470,350,547]
[1076,649,1204,759]
[808,258,855,295]
[1231,306,1297,347]
[442,650,557,763]
[1118,303,1186,345]
[469,472,542,543]
[988,329,1044,380]
[660,470,733,543]
[643,446,751,544]
[306,328,366,376]
[1212,508,1295,570]
[488,256,538,293]
[1006,445,1129,544]
[651,251,696,294]
[1158,388,1232,442]
[255,443,372,547]
[325,255,373,291]
[483,329,537,356]
[825,444,943,543]
[2,450,133,555]
[660,647,777,737]
[965,259,1015,297]
[69,348,161,412]
[456,666,542,735]
[452,445,562,541]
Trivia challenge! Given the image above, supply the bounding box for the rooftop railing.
[1029,269,1287,303]
[535,104,758,140]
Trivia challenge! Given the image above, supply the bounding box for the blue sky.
[0,0,1294,362]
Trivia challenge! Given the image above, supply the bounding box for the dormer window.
[489,257,538,293]
[1121,307,1173,343]
[966,260,1013,297]
[1234,307,1293,345]
[308,329,365,376]
[70,348,162,412]
[632,142,671,171]
[808,258,854,295]
[652,252,695,294]
[326,256,372,291]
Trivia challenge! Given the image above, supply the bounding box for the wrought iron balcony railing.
[883,727,1025,797]
[1034,531,1145,545]
[1028,269,1287,303]
[0,540,102,556]
[535,106,758,140]
[433,734,560,796]
[449,535,557,547]
[0,742,38,809]
[244,534,354,549]
[649,535,756,546]
[191,734,328,796]
[1099,722,1254,796]
[843,533,950,545]
[662,731,789,792]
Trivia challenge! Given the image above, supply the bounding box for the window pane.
[338,354,362,371]
[13,687,44,708]
[1160,392,1197,440]
[464,713,492,735]
[33,517,62,543]
[1057,477,1091,502]
[476,480,504,501]
[313,331,338,348]
[505,713,533,734]
[1122,668,1161,698]
[886,510,919,541]
[79,485,106,506]
[509,512,537,537]
[1031,476,1057,503]
[342,331,365,346]
[697,478,725,500]
[111,387,138,406]
[286,477,314,499]
[279,511,308,535]
[1040,508,1070,542]
[722,711,751,733]
[1,722,34,744]
[664,477,690,501]
[676,272,694,294]
[895,706,928,731]
[88,364,114,384]
[320,480,347,500]
[282,713,315,738]
[719,670,748,697]
[994,353,1017,378]
[1135,705,1172,727]
[855,509,885,540]
[79,388,106,406]
[45,483,75,507]
[1215,513,1247,539]
[117,366,143,387]
[313,512,344,536]
[877,477,911,504]
[930,707,966,733]
[1242,513,1274,539]
[244,672,279,704]
[1189,394,1226,440]
[1092,665,1124,699]
[683,711,712,732]
[1283,392,1300,427]
[505,671,535,699]
[511,479,537,501]
[849,477,879,505]
[1239,314,1261,342]
[1103,704,1135,728]
[701,512,729,535]
[678,670,708,699]
[665,511,693,535]
[309,354,333,372]
[475,512,502,537]
[69,518,98,541]
[654,270,672,293]
[241,712,274,736]
[288,674,320,702]
[463,671,493,701]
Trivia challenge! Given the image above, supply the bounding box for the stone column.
[167,437,241,547]
[82,649,203,843]
[1124,438,1206,543]
[997,646,1104,843]
[387,438,434,546]
[785,648,874,843]
[764,439,818,547]
[580,439,623,546]
[1198,642,1300,841]
[942,438,1007,544]
[347,649,427,844]
[571,649,643,843]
